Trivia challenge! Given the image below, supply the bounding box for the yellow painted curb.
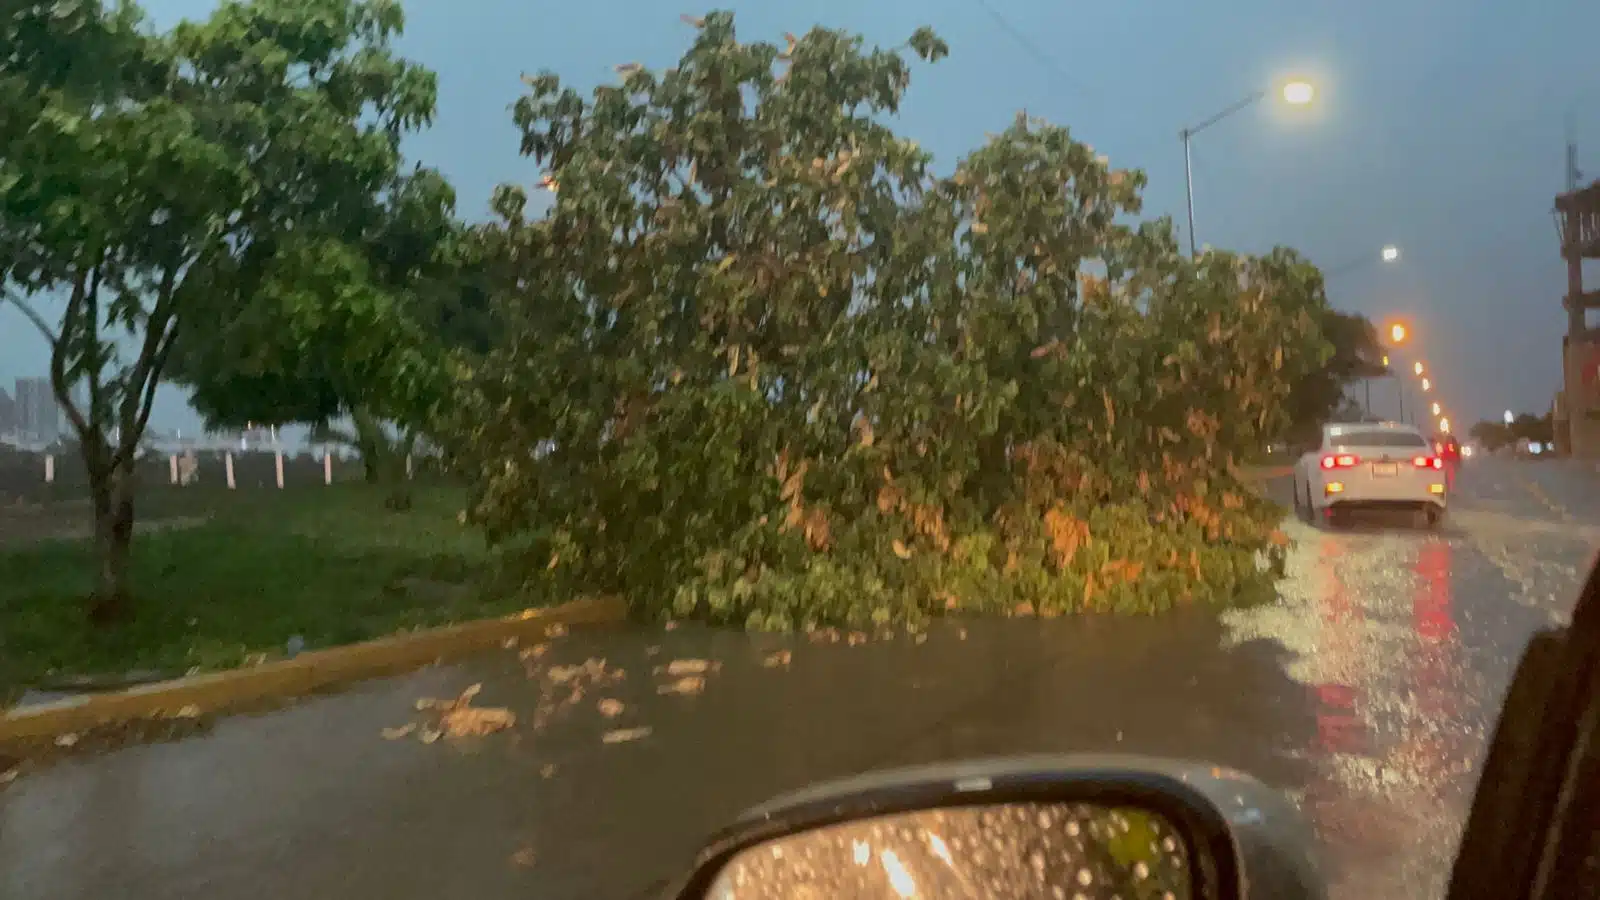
[0,595,626,743]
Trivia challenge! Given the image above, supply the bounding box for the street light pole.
[1184,133,1198,257]
[1180,90,1267,258]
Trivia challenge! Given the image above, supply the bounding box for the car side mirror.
[664,755,1327,900]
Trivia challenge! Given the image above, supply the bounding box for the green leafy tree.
[1468,414,1552,452]
[0,0,437,621]
[170,167,462,498]
[1469,420,1512,451]
[1511,412,1555,445]
[1280,308,1386,443]
[441,13,1332,628]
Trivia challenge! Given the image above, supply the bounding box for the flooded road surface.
[1229,456,1592,900]
[1,458,1593,900]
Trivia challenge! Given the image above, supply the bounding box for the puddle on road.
[1450,509,1593,627]
[1223,511,1571,900]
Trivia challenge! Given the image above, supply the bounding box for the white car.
[1291,421,1447,528]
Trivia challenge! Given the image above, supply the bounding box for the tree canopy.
[5,3,1360,630]
[435,13,1335,629]
[1470,413,1555,451]
[1281,308,1386,442]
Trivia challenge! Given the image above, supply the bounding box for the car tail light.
[1321,454,1360,469]
[1412,455,1443,470]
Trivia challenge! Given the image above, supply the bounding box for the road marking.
[1515,477,1576,524]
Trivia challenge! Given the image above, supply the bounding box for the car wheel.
[1426,506,1445,530]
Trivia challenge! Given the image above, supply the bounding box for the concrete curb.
[0,595,626,743]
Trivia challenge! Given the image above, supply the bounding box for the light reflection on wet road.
[1225,456,1590,899]
[0,458,1594,900]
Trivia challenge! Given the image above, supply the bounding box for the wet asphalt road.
[1,456,1594,900]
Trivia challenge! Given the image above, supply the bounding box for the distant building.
[13,377,61,444]
[0,385,14,434]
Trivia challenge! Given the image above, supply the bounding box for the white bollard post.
[225,452,236,489]
[44,454,54,484]
[169,455,179,485]
[323,452,333,485]
[405,453,414,480]
[275,451,285,489]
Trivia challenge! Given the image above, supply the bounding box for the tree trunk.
[88,464,136,625]
[351,408,387,485]
[350,408,413,510]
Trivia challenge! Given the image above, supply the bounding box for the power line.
[970,0,1101,103]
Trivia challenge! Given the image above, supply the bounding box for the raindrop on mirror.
[707,801,1192,900]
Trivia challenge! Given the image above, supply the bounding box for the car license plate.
[1372,463,1399,477]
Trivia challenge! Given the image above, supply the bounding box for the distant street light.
[1389,323,1408,344]
[1326,244,1404,280]
[1413,361,1425,376]
[1180,78,1317,257]
[1431,402,1441,416]
[1421,377,1431,391]
[1504,410,1515,425]
[1440,417,1451,433]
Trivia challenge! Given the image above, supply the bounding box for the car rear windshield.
[1330,430,1431,448]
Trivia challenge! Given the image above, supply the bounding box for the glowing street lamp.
[1413,361,1425,376]
[1181,78,1317,257]
[1431,402,1441,416]
[1381,245,1400,263]
[1282,81,1316,105]
[1421,377,1432,391]
[1388,323,1409,345]
[1503,410,1515,425]
[1439,417,1451,433]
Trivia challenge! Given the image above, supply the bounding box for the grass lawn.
[0,483,534,700]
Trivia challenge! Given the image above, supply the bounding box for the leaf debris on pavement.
[763,649,792,668]
[664,658,713,676]
[0,767,18,787]
[658,676,705,695]
[389,683,516,743]
[598,698,625,717]
[381,723,418,740]
[527,657,626,731]
[510,846,538,868]
[602,726,653,744]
